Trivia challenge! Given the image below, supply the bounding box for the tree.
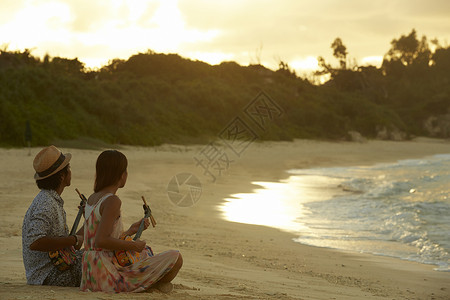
[276,57,296,78]
[331,38,348,69]
[432,47,450,72]
[316,38,348,76]
[384,29,430,67]
[51,57,85,74]
[316,56,332,75]
[414,35,431,68]
[315,38,354,89]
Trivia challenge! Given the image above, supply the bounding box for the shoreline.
[219,153,450,274]
[183,138,450,298]
[1,138,450,299]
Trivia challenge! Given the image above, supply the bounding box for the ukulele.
[48,188,87,271]
[115,196,156,267]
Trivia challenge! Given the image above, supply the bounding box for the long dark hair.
[94,150,128,192]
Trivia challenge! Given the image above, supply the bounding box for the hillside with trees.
[0,29,449,147]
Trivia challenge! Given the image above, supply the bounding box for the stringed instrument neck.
[114,196,156,266]
[133,196,156,240]
[133,206,151,240]
[70,188,88,236]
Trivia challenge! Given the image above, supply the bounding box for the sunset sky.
[1,0,449,73]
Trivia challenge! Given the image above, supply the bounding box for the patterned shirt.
[22,189,69,284]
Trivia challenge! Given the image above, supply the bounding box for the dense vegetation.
[1,29,449,147]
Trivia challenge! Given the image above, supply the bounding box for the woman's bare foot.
[156,282,173,293]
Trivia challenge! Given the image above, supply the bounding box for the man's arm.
[30,226,84,251]
[27,201,80,251]
[30,235,77,252]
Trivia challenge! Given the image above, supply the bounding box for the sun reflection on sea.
[219,175,345,233]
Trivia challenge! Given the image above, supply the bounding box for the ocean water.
[219,154,450,271]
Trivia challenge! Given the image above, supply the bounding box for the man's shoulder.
[34,189,59,204]
[27,190,59,215]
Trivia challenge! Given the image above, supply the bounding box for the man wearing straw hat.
[22,145,83,286]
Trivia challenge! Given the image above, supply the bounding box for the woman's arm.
[94,195,146,252]
[121,218,150,238]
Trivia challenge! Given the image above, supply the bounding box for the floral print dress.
[80,194,179,292]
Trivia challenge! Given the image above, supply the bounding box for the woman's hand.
[132,239,146,252]
[126,218,150,236]
[74,234,83,250]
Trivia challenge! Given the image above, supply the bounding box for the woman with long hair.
[80,150,182,293]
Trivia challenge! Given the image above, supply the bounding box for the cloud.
[60,0,220,65]
[290,56,319,71]
[0,0,222,67]
[177,0,450,70]
[0,0,24,24]
[61,0,122,32]
[361,56,383,67]
[390,0,450,19]
[1,0,449,70]
[0,0,73,50]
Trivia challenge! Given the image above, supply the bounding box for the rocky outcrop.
[376,126,407,141]
[424,114,450,138]
[347,131,367,143]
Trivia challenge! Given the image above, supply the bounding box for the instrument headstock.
[75,188,88,205]
[141,196,156,227]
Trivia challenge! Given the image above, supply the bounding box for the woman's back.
[81,193,179,293]
[83,193,123,251]
[81,150,182,293]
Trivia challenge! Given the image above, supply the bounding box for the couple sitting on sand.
[22,145,182,293]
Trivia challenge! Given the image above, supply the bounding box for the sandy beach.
[1,138,449,300]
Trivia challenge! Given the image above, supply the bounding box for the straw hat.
[33,145,72,180]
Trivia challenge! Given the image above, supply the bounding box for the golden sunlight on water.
[219,175,346,233]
